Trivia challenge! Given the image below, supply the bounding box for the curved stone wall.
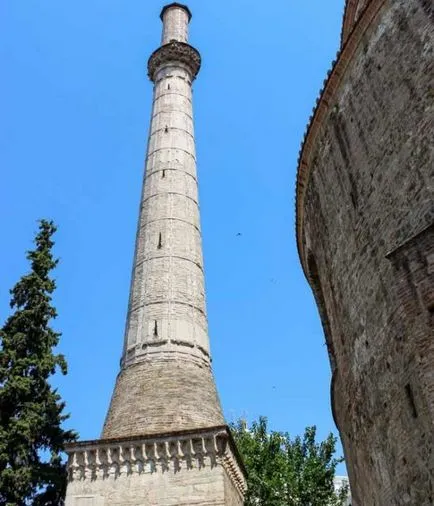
[297,1,434,504]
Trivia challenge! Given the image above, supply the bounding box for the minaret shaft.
[124,62,209,365]
[101,3,223,439]
[123,5,208,370]
[161,3,190,44]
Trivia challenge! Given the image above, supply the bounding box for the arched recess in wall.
[306,252,337,373]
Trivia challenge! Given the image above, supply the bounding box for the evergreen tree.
[0,220,77,506]
[231,417,349,506]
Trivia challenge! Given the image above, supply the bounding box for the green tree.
[0,220,77,506]
[231,417,349,506]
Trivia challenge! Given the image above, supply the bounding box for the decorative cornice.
[341,1,372,47]
[147,41,201,82]
[66,426,246,498]
[122,339,211,370]
[341,0,359,46]
[295,0,387,278]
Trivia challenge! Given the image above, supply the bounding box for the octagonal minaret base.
[65,4,245,504]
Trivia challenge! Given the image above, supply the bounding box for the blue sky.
[2,0,345,472]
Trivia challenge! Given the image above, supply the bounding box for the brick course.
[297,1,434,504]
[65,4,245,504]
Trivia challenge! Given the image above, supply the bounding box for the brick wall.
[102,358,224,438]
[299,0,434,504]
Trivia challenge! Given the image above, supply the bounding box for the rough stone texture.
[386,223,434,431]
[161,4,190,45]
[342,0,373,45]
[123,61,209,368]
[65,428,246,506]
[297,1,434,505]
[102,3,225,437]
[354,0,370,20]
[65,5,245,504]
[102,359,224,438]
[224,471,244,506]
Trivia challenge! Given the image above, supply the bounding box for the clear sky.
[2,0,346,472]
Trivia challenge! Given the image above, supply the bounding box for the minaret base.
[102,358,225,440]
[65,426,246,506]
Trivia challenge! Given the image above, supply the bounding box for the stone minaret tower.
[102,1,222,441]
[65,4,246,505]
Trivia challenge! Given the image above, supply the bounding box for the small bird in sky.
[236,232,242,237]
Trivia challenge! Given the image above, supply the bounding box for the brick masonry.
[342,0,372,45]
[102,358,224,438]
[297,0,434,504]
[104,4,224,437]
[65,4,245,504]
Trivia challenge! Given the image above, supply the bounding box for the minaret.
[101,2,223,439]
[65,4,246,505]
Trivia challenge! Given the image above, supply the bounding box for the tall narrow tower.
[65,4,246,505]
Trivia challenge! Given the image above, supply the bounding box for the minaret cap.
[160,3,192,22]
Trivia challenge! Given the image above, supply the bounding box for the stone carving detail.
[147,41,201,81]
[67,428,246,498]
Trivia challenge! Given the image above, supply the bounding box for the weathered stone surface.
[123,58,209,368]
[342,0,372,46]
[148,42,201,81]
[108,5,224,433]
[297,0,434,504]
[102,358,224,439]
[65,427,246,506]
[65,4,245,504]
[161,3,191,44]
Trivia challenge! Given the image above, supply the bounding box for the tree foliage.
[231,417,349,506]
[0,220,77,506]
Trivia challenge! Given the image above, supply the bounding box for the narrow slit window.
[153,320,158,337]
[405,384,418,418]
[164,126,169,133]
[157,233,162,249]
[162,170,166,179]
